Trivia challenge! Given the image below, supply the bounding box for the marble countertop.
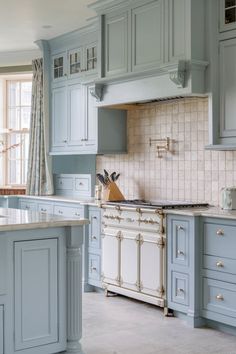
[164,206,236,220]
[0,208,89,232]
[15,194,101,207]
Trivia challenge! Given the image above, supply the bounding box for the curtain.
[26,58,54,195]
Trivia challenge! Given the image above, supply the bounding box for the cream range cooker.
[101,200,208,309]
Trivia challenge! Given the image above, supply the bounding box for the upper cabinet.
[206,0,236,149]
[131,0,164,72]
[220,0,236,32]
[52,44,97,83]
[90,0,208,104]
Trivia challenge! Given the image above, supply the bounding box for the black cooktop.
[105,199,209,209]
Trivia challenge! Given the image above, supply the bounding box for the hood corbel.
[168,60,186,89]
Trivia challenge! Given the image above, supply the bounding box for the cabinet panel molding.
[14,238,58,350]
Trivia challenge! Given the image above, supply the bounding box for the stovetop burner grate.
[105,199,208,209]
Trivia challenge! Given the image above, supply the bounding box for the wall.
[96,97,236,206]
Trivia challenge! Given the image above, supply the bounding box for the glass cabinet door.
[69,48,83,76]
[52,53,66,80]
[221,0,236,31]
[86,45,97,72]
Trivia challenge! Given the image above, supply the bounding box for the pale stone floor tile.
[81,293,236,354]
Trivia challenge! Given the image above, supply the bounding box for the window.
[0,76,32,186]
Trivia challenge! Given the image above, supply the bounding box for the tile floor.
[82,292,236,354]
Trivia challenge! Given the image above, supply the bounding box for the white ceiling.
[0,0,96,53]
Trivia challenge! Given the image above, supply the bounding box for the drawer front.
[203,255,236,276]
[55,176,73,190]
[0,305,3,354]
[53,204,84,218]
[171,219,189,267]
[38,203,53,214]
[203,278,236,318]
[88,254,101,281]
[102,207,162,232]
[204,222,236,259]
[75,177,90,192]
[89,209,101,249]
[171,271,189,306]
[19,200,37,211]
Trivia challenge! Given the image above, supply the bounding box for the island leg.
[66,226,84,354]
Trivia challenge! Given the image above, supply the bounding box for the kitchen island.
[0,208,89,354]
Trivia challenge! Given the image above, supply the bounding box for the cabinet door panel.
[120,232,138,291]
[0,306,3,354]
[52,52,66,81]
[140,233,163,297]
[132,0,163,71]
[84,85,97,148]
[67,83,84,147]
[105,12,128,76]
[171,219,189,267]
[168,0,187,61]
[102,229,119,285]
[89,209,101,249]
[14,239,58,350]
[220,38,236,138]
[52,86,67,147]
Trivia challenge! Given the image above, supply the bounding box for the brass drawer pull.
[216,229,224,236]
[216,294,224,301]
[216,261,224,268]
[91,267,97,272]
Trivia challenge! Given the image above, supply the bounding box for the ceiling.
[0,0,96,53]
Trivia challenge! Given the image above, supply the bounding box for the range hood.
[91,60,208,107]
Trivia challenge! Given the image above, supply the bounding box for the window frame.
[0,74,32,187]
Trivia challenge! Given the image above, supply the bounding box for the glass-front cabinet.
[52,45,97,82]
[69,48,83,75]
[52,52,67,81]
[220,0,236,32]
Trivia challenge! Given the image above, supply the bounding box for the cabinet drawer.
[89,209,101,249]
[38,203,53,214]
[203,278,236,319]
[75,177,90,193]
[203,255,236,276]
[0,305,3,354]
[204,222,236,259]
[88,254,101,281]
[55,176,73,190]
[171,271,189,306]
[171,219,189,267]
[53,204,83,218]
[19,200,37,211]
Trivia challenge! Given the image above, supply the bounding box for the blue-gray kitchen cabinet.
[14,238,60,350]
[201,217,236,327]
[93,0,206,81]
[131,0,164,72]
[50,82,127,155]
[219,0,236,33]
[0,306,3,354]
[167,214,202,327]
[88,206,102,288]
[104,10,129,77]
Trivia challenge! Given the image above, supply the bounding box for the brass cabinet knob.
[177,225,184,231]
[177,250,185,256]
[216,229,224,236]
[177,288,185,293]
[216,294,224,301]
[216,261,224,268]
[92,236,97,240]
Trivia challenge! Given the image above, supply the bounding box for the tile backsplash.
[96,97,236,206]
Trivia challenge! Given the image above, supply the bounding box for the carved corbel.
[169,60,186,88]
[89,83,104,102]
